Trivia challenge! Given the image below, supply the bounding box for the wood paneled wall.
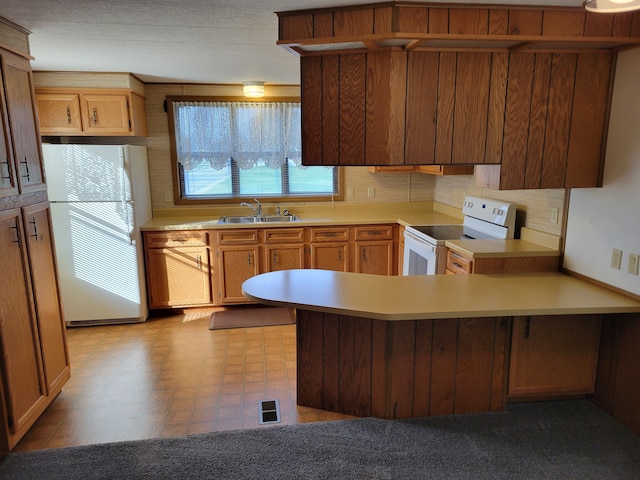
[296,309,508,419]
[592,312,640,436]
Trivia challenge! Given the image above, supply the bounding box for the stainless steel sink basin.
[218,214,301,224]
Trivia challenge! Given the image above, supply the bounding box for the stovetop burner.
[409,224,498,243]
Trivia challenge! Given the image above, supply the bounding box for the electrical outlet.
[611,248,622,270]
[164,191,172,202]
[367,186,375,198]
[550,207,559,225]
[628,253,639,275]
[347,186,354,198]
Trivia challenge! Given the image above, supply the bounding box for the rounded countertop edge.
[242,270,640,321]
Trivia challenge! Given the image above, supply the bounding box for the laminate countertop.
[140,202,463,231]
[242,269,640,321]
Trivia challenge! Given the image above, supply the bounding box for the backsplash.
[434,175,566,237]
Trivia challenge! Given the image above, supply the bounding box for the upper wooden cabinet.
[0,50,46,198]
[286,3,638,188]
[277,3,640,54]
[35,88,147,136]
[476,52,614,189]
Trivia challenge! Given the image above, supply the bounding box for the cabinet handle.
[92,107,98,125]
[29,217,39,240]
[524,318,531,340]
[66,106,72,125]
[1,158,11,181]
[452,262,463,269]
[248,253,252,266]
[273,251,277,266]
[196,254,201,270]
[338,250,342,263]
[11,219,21,245]
[363,247,367,261]
[20,157,30,182]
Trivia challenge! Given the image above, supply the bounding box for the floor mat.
[209,306,295,330]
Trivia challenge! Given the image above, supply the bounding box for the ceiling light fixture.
[584,0,640,13]
[243,81,265,98]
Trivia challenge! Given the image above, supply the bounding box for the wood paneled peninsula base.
[242,270,640,420]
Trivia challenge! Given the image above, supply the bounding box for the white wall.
[563,48,640,296]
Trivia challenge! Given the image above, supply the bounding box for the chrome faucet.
[240,198,262,216]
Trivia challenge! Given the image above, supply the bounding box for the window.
[167,97,340,203]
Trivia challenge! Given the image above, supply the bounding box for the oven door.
[403,230,438,275]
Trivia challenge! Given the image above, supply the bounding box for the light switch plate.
[629,253,639,275]
[611,248,622,270]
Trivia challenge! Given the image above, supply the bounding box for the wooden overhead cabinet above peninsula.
[279,2,640,188]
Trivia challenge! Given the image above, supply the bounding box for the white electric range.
[403,196,516,275]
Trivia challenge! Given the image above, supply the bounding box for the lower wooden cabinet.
[263,228,305,272]
[0,203,69,452]
[215,229,261,304]
[308,227,350,272]
[353,225,396,275]
[446,248,560,275]
[143,224,398,308]
[145,247,211,308]
[217,245,260,304]
[143,231,212,308]
[508,315,602,398]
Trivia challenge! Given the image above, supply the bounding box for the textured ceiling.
[0,0,585,85]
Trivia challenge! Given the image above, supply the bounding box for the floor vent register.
[259,400,281,424]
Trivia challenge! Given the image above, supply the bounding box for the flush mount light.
[243,81,265,98]
[584,0,640,12]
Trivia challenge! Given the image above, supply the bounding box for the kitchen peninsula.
[242,269,640,420]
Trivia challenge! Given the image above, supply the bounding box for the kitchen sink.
[218,214,301,224]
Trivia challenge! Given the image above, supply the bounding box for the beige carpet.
[209,306,295,330]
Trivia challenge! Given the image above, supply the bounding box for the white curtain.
[173,101,302,171]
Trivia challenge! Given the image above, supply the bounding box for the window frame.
[166,95,342,205]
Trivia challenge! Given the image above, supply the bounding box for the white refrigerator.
[42,144,152,327]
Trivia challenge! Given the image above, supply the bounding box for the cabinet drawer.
[447,250,473,274]
[144,231,209,247]
[309,227,349,243]
[353,225,393,241]
[263,228,305,244]
[216,229,260,244]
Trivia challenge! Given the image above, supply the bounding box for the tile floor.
[15,308,352,451]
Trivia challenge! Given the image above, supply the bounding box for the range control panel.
[462,196,516,228]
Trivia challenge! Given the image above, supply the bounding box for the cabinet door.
[310,243,349,272]
[264,244,305,272]
[146,247,212,308]
[508,315,602,398]
[1,51,45,194]
[35,93,83,135]
[0,67,17,198]
[354,241,394,275]
[0,209,47,440]
[81,93,131,135]
[21,202,69,394]
[217,245,260,304]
